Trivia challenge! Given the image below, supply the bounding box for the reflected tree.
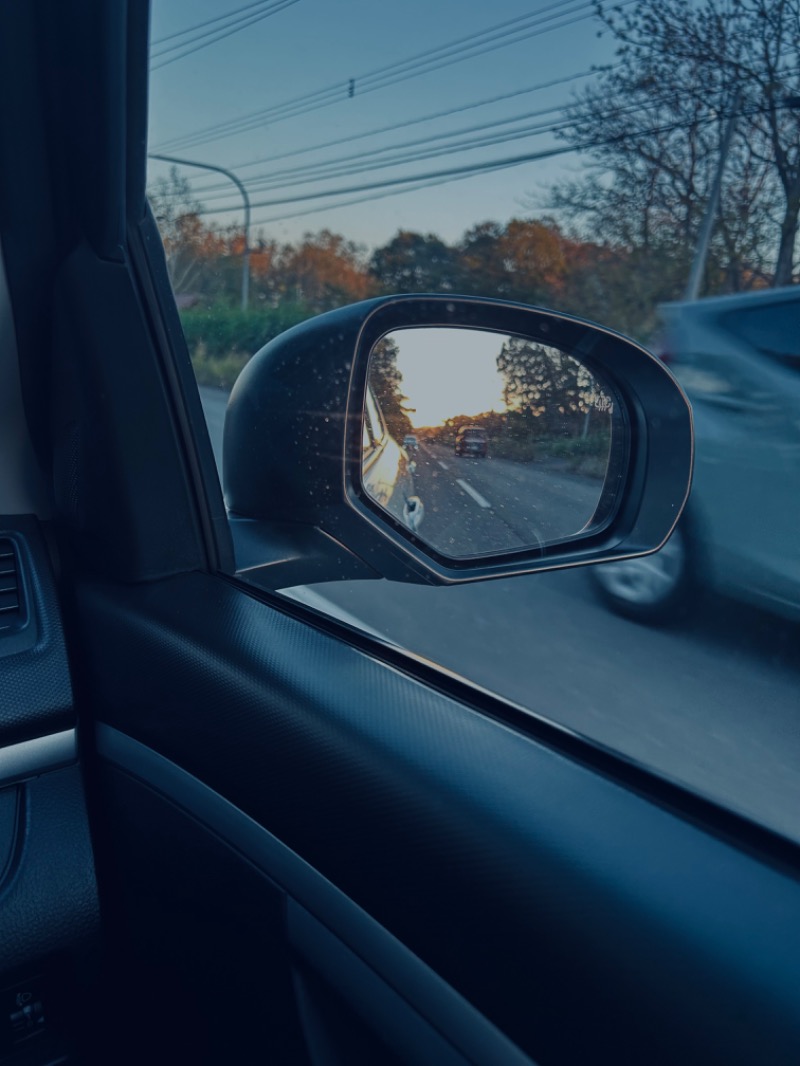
[497,339,603,435]
[495,339,613,469]
[369,337,413,442]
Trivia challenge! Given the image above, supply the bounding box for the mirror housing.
[224,295,693,588]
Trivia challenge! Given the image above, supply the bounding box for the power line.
[198,112,588,201]
[157,0,601,146]
[154,0,628,150]
[251,165,519,228]
[152,0,280,47]
[191,69,602,187]
[155,0,586,145]
[194,102,577,201]
[196,48,797,164]
[201,142,600,212]
[318,7,603,107]
[187,84,707,207]
[188,97,798,230]
[197,104,773,217]
[152,1,297,69]
[151,0,298,71]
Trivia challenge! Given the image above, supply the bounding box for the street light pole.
[684,89,741,301]
[149,152,251,310]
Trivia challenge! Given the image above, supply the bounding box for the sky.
[147,0,619,251]
[382,328,509,427]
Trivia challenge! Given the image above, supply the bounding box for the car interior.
[1,2,799,1065]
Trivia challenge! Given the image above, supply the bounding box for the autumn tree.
[371,220,577,305]
[245,233,280,304]
[147,167,228,295]
[276,230,374,312]
[454,219,568,302]
[498,219,569,302]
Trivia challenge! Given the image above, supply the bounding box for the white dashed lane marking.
[438,460,449,470]
[456,479,491,509]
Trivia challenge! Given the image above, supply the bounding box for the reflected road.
[201,386,800,842]
[400,440,603,555]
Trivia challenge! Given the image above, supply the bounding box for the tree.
[496,338,602,437]
[147,167,227,294]
[456,219,568,303]
[276,230,374,312]
[368,336,412,442]
[246,233,281,305]
[496,219,569,303]
[370,231,460,292]
[456,221,507,295]
[550,0,799,292]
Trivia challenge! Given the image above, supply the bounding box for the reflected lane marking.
[456,479,491,509]
[438,460,449,470]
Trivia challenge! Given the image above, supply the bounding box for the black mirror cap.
[224,295,693,587]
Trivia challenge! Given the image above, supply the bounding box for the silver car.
[591,286,800,623]
[363,388,424,534]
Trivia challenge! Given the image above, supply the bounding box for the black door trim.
[96,722,534,1066]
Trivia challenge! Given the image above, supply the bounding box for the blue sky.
[147,0,618,249]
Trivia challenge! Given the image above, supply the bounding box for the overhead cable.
[151,0,298,71]
[154,0,633,149]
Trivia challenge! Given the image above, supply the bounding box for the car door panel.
[93,754,312,1065]
[97,725,530,1066]
[74,572,800,1066]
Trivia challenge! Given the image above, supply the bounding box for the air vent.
[0,538,23,632]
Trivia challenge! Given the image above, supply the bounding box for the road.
[200,386,800,842]
[399,440,603,556]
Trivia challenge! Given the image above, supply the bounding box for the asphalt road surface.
[200,386,800,842]
[398,440,603,556]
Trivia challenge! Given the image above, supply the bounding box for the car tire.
[588,524,694,625]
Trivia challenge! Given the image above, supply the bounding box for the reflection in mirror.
[363,326,620,559]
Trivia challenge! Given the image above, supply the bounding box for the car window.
[721,299,800,371]
[364,388,386,447]
[147,0,800,844]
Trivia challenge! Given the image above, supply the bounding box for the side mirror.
[224,296,692,589]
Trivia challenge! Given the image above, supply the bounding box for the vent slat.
[0,539,23,631]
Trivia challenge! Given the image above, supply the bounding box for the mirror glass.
[362,326,620,558]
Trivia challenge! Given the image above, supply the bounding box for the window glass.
[147,0,800,843]
[364,389,385,446]
[722,301,800,370]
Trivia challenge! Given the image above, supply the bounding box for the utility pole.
[149,153,251,310]
[685,90,741,301]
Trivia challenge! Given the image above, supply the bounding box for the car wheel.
[588,525,694,624]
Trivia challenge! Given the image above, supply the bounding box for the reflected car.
[402,434,419,453]
[454,426,488,457]
[591,286,800,623]
[363,388,424,533]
